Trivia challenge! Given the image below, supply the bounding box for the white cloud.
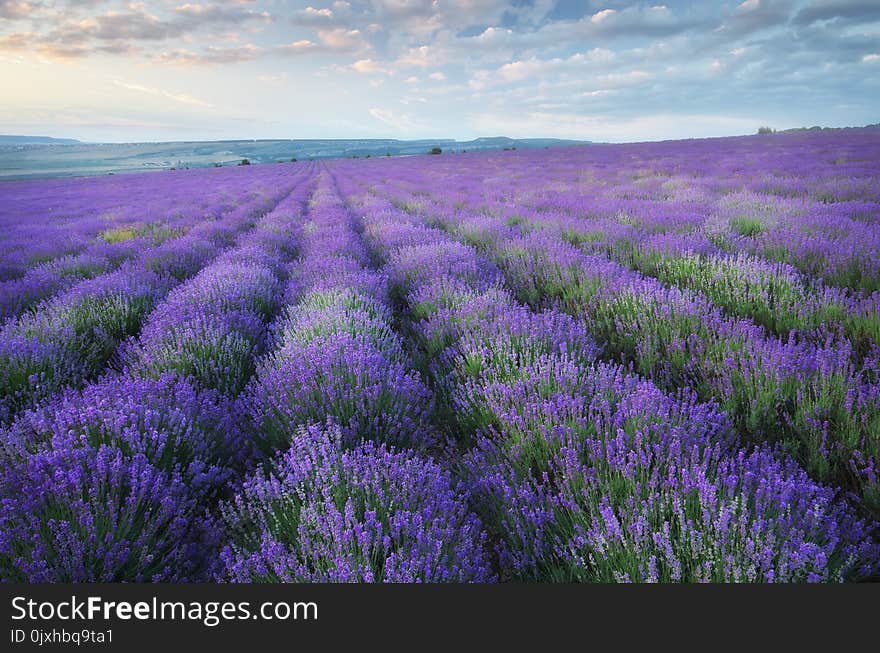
[291,5,339,25]
[350,58,392,74]
[305,7,333,18]
[397,45,441,67]
[497,58,551,82]
[368,107,417,131]
[257,72,287,84]
[428,71,446,80]
[317,28,368,52]
[591,9,617,24]
[277,40,316,54]
[113,80,213,107]
[485,50,624,86]
[737,0,761,12]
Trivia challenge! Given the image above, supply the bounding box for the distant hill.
[0,135,81,145]
[0,136,590,180]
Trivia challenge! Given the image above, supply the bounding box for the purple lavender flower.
[220,424,493,582]
[3,372,248,492]
[0,443,220,582]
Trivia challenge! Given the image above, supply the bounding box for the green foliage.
[100,222,185,245]
[730,216,766,237]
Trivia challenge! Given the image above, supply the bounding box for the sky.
[0,0,878,142]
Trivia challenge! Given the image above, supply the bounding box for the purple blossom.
[220,424,493,582]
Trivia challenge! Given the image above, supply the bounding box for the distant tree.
[239,158,251,166]
[385,152,391,157]
[430,147,442,155]
[757,126,774,135]
[365,154,371,158]
[290,158,297,162]
[213,162,222,167]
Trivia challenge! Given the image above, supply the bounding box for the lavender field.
[1,128,879,583]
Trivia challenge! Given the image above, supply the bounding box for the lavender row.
[329,131,880,292]
[1,214,234,324]
[453,192,880,358]
[238,173,433,455]
[0,166,315,322]
[348,153,880,359]
[353,171,880,516]
[347,186,878,582]
[119,175,316,397]
[0,167,320,582]
[0,168,309,424]
[0,164,305,283]
[494,133,880,292]
[220,172,491,582]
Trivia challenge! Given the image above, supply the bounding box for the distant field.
[1,128,879,583]
[0,136,585,179]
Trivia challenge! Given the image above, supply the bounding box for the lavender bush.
[220,424,493,582]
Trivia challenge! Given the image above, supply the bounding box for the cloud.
[0,0,35,20]
[152,28,370,65]
[451,3,709,60]
[154,43,261,64]
[396,44,446,67]
[715,0,794,38]
[0,2,272,59]
[0,32,30,52]
[590,9,617,24]
[368,106,418,131]
[349,0,512,39]
[290,4,342,25]
[793,0,880,26]
[149,20,370,65]
[257,72,288,84]
[303,6,333,18]
[2,0,878,142]
[485,49,621,86]
[497,58,551,83]
[350,58,392,73]
[467,110,761,141]
[174,3,272,29]
[113,79,213,107]
[567,4,699,39]
[737,0,761,11]
[316,27,369,52]
[276,40,318,55]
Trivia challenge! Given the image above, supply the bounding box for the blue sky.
[0,1,878,142]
